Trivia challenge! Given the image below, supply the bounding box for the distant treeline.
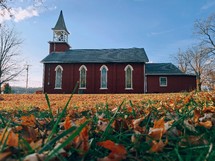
[11,87,42,94]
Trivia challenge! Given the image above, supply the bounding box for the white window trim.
[124,65,134,90]
[79,65,87,89]
[54,65,63,89]
[160,77,167,87]
[100,65,108,89]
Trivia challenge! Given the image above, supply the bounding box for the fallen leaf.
[23,153,46,161]
[193,109,201,123]
[97,140,127,161]
[150,138,168,153]
[21,115,36,127]
[149,117,166,140]
[198,121,213,129]
[0,128,19,147]
[0,151,12,161]
[64,116,72,130]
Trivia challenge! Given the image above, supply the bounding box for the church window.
[100,65,108,89]
[79,65,87,89]
[125,65,133,89]
[55,65,63,89]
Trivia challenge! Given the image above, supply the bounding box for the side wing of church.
[41,11,196,94]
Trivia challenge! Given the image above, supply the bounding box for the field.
[0,91,215,161]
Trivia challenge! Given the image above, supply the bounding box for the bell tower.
[49,10,71,53]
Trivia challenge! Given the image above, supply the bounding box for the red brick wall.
[146,75,196,93]
[43,63,145,94]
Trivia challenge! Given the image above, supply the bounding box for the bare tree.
[0,24,24,93]
[175,49,189,73]
[194,13,215,55]
[175,45,214,91]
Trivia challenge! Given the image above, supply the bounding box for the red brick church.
[41,11,196,94]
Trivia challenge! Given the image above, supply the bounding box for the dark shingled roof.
[52,10,69,34]
[41,48,149,63]
[145,63,187,75]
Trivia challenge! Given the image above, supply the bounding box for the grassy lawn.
[0,91,214,161]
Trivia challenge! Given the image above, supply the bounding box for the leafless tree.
[194,13,215,56]
[175,45,214,91]
[175,49,189,73]
[0,24,25,93]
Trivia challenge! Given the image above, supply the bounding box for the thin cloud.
[201,1,215,10]
[150,29,174,36]
[0,6,39,23]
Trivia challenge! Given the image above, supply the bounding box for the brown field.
[0,93,184,110]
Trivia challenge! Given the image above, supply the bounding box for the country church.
[41,11,196,94]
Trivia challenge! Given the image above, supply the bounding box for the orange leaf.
[64,116,72,130]
[150,139,168,153]
[148,128,164,140]
[153,117,165,129]
[0,128,19,147]
[193,109,201,123]
[97,140,127,161]
[72,123,90,155]
[7,130,19,147]
[149,117,166,140]
[21,114,36,127]
[198,121,213,129]
[97,140,127,155]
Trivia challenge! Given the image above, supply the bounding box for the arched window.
[55,65,63,89]
[124,65,133,89]
[79,65,87,89]
[100,65,108,89]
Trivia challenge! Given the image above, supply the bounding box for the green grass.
[0,91,214,161]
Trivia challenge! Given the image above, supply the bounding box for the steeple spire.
[52,10,69,42]
[49,10,71,53]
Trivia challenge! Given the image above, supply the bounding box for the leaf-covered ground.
[0,91,215,161]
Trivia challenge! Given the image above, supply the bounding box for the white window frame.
[55,65,63,89]
[100,65,108,89]
[79,65,87,89]
[124,65,133,90]
[160,77,167,87]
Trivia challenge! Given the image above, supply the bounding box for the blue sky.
[0,0,214,87]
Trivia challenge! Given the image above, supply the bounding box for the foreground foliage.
[0,91,215,161]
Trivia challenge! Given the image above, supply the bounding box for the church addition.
[41,11,196,94]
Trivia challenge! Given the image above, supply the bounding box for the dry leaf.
[0,151,12,161]
[64,116,72,130]
[198,121,213,129]
[72,122,90,155]
[0,128,19,147]
[97,140,127,161]
[21,115,36,127]
[24,153,46,161]
[193,109,201,123]
[149,117,166,140]
[183,120,197,132]
[150,138,168,153]
[22,126,38,142]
